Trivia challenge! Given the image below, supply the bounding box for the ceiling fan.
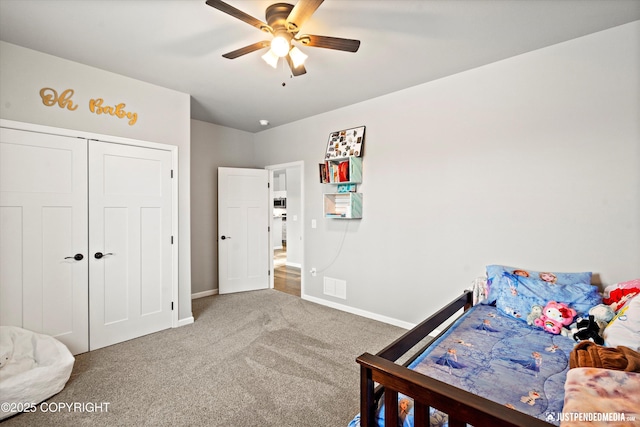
[205,0,360,76]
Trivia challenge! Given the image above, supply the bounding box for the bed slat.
[360,361,375,426]
[384,389,398,425]
[413,402,430,426]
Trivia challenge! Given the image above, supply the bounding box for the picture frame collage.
[324,125,365,159]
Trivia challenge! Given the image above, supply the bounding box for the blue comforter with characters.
[349,304,575,427]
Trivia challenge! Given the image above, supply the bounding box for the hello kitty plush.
[534,301,576,334]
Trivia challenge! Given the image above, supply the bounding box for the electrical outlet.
[310,268,317,277]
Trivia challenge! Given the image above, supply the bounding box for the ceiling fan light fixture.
[289,46,308,68]
[261,49,279,68]
[206,0,361,77]
[271,35,290,57]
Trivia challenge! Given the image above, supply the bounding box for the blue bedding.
[350,304,575,427]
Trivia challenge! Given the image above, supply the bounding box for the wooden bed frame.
[356,290,553,427]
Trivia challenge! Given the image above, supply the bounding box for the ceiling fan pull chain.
[279,58,290,84]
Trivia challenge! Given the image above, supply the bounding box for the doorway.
[266,162,303,297]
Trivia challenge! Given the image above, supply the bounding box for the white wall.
[253,22,640,326]
[284,165,303,267]
[0,41,193,322]
[190,119,255,295]
[190,121,305,294]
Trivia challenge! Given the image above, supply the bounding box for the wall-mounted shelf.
[320,126,365,219]
[319,156,362,184]
[323,192,363,219]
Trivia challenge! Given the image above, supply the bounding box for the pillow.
[485,264,593,305]
[603,293,640,351]
[603,278,640,312]
[488,269,600,323]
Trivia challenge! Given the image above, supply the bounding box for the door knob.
[94,252,113,259]
[221,235,231,240]
[65,254,84,261]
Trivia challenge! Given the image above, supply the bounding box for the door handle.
[94,252,113,259]
[64,254,84,261]
[220,235,231,240]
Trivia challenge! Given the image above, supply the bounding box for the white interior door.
[0,127,89,354]
[218,167,269,294]
[88,141,173,350]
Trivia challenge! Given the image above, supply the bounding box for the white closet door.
[0,127,89,354]
[88,141,173,350]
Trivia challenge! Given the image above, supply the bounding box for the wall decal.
[89,98,138,125]
[39,88,78,111]
[39,87,138,126]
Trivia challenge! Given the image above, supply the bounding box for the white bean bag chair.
[0,326,74,420]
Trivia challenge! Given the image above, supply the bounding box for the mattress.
[406,304,575,425]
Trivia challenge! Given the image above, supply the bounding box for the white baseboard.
[191,289,218,299]
[176,316,194,327]
[301,294,416,330]
[285,261,301,268]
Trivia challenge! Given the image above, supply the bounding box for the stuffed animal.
[534,301,576,334]
[527,305,543,326]
[588,304,615,334]
[572,315,604,345]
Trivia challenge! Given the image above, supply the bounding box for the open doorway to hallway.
[274,247,301,297]
[268,162,303,298]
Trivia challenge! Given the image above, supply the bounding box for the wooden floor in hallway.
[274,247,301,297]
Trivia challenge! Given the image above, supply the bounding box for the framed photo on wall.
[325,125,365,159]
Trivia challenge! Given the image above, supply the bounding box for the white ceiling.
[1,0,639,133]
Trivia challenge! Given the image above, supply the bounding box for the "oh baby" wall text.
[39,87,138,126]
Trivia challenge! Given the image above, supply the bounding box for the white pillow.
[603,294,640,351]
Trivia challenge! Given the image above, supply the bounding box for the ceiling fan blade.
[296,35,360,52]
[286,55,307,76]
[222,41,270,59]
[286,0,324,33]
[206,0,272,33]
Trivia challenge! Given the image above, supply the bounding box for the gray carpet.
[3,290,406,426]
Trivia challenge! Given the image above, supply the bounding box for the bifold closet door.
[88,141,173,351]
[0,128,89,354]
